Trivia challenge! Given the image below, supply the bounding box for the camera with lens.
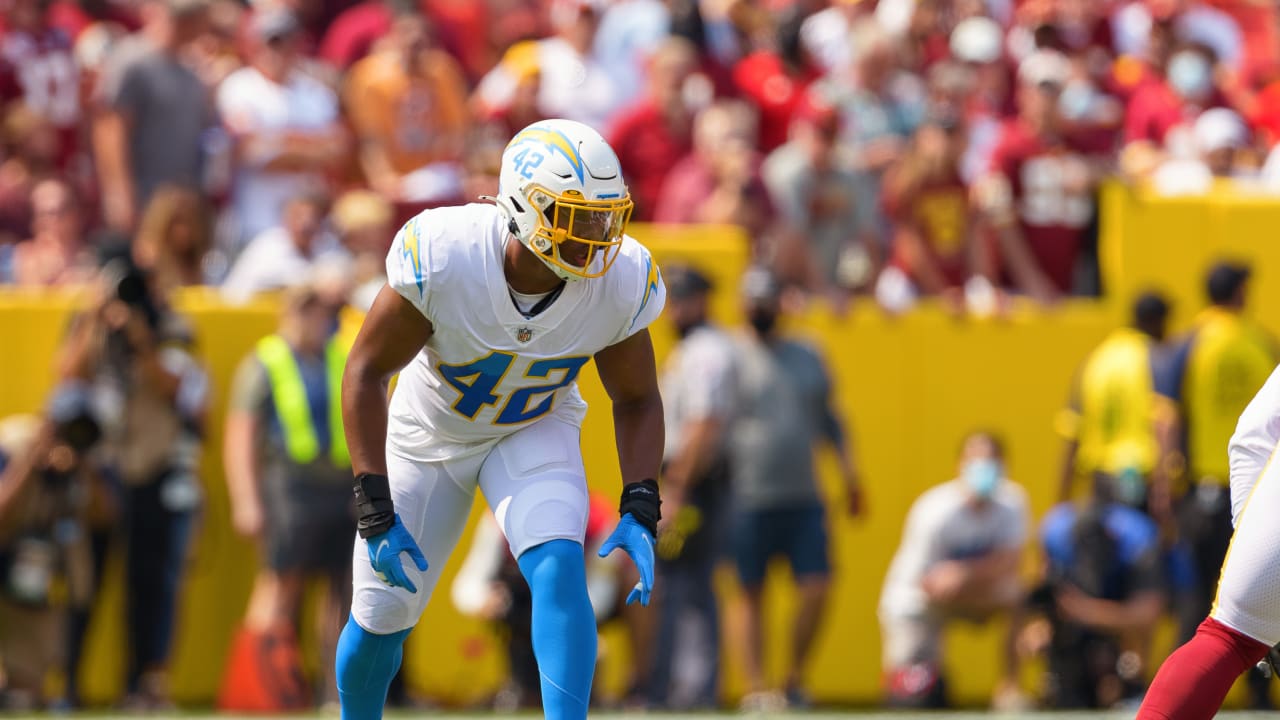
[1027,506,1119,617]
[47,383,102,457]
[97,237,161,333]
[53,411,102,457]
[105,259,161,329]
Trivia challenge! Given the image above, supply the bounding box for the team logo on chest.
[515,327,535,343]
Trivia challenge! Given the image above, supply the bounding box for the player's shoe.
[1256,643,1280,679]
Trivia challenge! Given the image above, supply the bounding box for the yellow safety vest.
[255,334,351,468]
[1184,308,1276,483]
[1073,327,1159,479]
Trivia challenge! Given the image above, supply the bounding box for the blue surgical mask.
[962,458,1002,499]
[1059,82,1097,121]
[1168,51,1212,102]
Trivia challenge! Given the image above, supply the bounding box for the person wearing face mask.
[1124,45,1231,147]
[647,265,736,710]
[725,267,863,711]
[878,431,1029,709]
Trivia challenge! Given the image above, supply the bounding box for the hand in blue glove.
[597,512,655,606]
[366,513,428,593]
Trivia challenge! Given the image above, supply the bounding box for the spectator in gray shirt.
[762,94,880,306]
[728,267,864,711]
[93,0,215,233]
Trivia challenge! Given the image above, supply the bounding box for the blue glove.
[597,512,655,606]
[366,513,428,593]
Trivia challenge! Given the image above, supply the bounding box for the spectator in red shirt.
[654,100,773,245]
[731,10,822,153]
[0,0,82,168]
[1006,4,1125,154]
[947,17,1014,183]
[878,109,994,311]
[607,36,699,222]
[975,50,1104,302]
[1124,44,1229,146]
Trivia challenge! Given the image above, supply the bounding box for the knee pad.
[484,420,589,557]
[351,582,427,636]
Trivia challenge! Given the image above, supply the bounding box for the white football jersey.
[383,203,666,461]
[1228,363,1280,526]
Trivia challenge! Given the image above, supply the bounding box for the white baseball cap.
[1194,108,1248,153]
[951,16,1003,65]
[1017,50,1071,88]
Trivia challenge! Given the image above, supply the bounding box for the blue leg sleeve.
[517,539,597,720]
[335,614,412,720]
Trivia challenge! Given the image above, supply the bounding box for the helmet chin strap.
[488,193,586,282]
[497,214,579,283]
[537,246,580,282]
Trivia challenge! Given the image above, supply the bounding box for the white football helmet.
[489,119,633,280]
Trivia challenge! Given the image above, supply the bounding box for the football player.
[1136,363,1280,720]
[334,119,666,720]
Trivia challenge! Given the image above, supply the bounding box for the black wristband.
[353,473,396,538]
[619,478,662,537]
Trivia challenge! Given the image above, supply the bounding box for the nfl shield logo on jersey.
[516,327,534,343]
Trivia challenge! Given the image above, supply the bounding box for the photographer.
[0,384,107,710]
[56,238,209,710]
[1021,493,1165,709]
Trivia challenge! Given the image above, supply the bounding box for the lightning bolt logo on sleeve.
[629,254,661,332]
[401,218,425,297]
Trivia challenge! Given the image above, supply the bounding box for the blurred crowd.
[1,0,1279,309]
[2,0,1280,712]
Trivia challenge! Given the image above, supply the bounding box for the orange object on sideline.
[216,625,312,712]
